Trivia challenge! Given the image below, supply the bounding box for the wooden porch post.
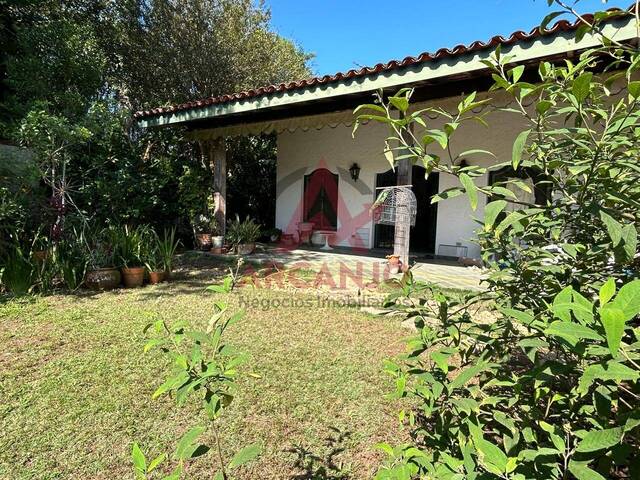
[211,138,227,237]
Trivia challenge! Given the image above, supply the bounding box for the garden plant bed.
[0,259,409,479]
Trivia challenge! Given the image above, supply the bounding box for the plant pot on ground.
[237,243,256,255]
[211,234,224,249]
[145,227,181,284]
[226,215,261,255]
[192,213,217,251]
[157,227,181,279]
[386,254,401,274]
[144,245,165,285]
[85,239,120,291]
[113,225,147,288]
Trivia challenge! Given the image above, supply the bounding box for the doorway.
[303,168,338,230]
[374,166,439,253]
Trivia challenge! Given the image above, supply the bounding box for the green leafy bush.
[138,301,261,479]
[226,215,261,246]
[109,225,149,268]
[356,4,640,478]
[1,245,35,296]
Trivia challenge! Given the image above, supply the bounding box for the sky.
[264,0,628,76]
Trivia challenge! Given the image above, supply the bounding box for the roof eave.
[138,17,637,129]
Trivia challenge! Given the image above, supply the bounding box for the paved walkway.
[249,246,485,291]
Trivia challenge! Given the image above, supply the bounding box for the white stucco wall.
[275,91,529,258]
[276,120,392,249]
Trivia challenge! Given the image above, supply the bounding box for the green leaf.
[475,437,508,473]
[431,347,456,374]
[148,453,166,473]
[510,65,525,83]
[495,211,525,237]
[573,72,593,102]
[545,321,603,346]
[512,129,531,169]
[163,466,183,480]
[620,224,637,263]
[131,443,146,474]
[174,426,206,460]
[575,427,624,453]
[552,286,574,322]
[540,11,564,32]
[612,280,640,321]
[599,305,625,357]
[599,278,616,306]
[228,443,262,469]
[578,361,640,394]
[458,149,495,159]
[459,173,478,211]
[568,460,607,480]
[484,200,507,231]
[423,130,448,149]
[389,96,409,112]
[144,338,166,353]
[536,100,553,115]
[628,81,640,99]
[449,362,489,391]
[383,141,394,166]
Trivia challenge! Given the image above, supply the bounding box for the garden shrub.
[137,301,261,479]
[355,3,640,479]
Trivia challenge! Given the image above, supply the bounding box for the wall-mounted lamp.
[349,163,361,181]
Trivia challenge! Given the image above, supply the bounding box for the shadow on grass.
[287,427,352,480]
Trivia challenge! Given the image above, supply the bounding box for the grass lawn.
[0,259,409,479]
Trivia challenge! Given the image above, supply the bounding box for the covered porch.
[135,16,636,268]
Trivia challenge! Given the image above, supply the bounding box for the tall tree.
[108,0,311,110]
[1,0,312,239]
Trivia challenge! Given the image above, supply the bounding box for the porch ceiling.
[135,10,636,135]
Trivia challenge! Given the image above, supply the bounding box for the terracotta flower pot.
[237,243,255,255]
[32,250,49,262]
[121,267,145,288]
[85,268,121,290]
[195,233,212,250]
[211,247,223,254]
[387,255,401,274]
[148,271,166,285]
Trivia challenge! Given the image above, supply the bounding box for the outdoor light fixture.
[349,163,361,181]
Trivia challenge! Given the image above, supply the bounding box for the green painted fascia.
[138,18,637,129]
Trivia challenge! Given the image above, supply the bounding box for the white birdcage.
[371,186,417,227]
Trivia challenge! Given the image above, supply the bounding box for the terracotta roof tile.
[134,7,631,120]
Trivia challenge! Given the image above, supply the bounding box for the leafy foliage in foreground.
[137,302,261,479]
[355,2,640,478]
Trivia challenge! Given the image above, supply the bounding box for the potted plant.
[85,238,121,291]
[144,242,165,285]
[226,215,261,255]
[193,213,212,250]
[114,225,146,288]
[156,227,181,280]
[386,254,401,274]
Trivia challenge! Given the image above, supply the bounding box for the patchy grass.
[0,263,409,479]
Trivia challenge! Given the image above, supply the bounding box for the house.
[134,12,636,262]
